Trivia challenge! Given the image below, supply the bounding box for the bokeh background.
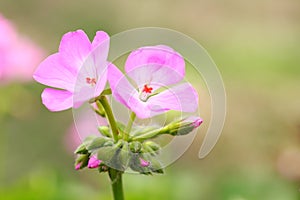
[1,0,300,199]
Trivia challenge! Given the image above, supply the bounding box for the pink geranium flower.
[108,45,198,119]
[33,30,110,111]
[0,14,44,82]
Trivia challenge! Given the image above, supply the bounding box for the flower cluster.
[33,30,202,175]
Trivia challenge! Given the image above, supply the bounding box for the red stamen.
[86,77,97,85]
[142,84,153,94]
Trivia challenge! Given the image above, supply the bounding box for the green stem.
[109,169,124,200]
[130,126,168,141]
[124,112,136,140]
[98,96,119,142]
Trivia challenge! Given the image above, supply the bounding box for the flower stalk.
[98,96,119,142]
[109,168,124,200]
[97,96,125,200]
[124,112,136,140]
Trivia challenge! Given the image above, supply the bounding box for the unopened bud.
[144,141,161,152]
[95,100,106,117]
[74,154,89,170]
[75,163,81,170]
[169,116,203,136]
[88,156,102,169]
[98,126,111,137]
[130,141,142,153]
[140,158,150,167]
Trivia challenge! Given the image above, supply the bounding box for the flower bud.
[98,126,111,137]
[75,163,81,170]
[93,100,105,117]
[74,154,89,170]
[185,116,203,128]
[143,141,161,152]
[140,158,150,167]
[88,156,102,168]
[130,141,142,153]
[168,116,203,136]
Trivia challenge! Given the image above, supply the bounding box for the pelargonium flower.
[108,45,198,119]
[0,13,44,82]
[33,30,110,111]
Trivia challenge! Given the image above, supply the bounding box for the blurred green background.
[1,0,300,199]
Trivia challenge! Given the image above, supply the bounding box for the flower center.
[142,84,153,93]
[139,84,153,102]
[86,77,97,86]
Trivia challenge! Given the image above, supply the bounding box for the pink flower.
[108,45,198,119]
[88,156,102,168]
[140,158,150,167]
[0,14,44,83]
[33,29,110,111]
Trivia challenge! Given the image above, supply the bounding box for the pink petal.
[92,31,110,62]
[125,45,185,85]
[41,88,73,111]
[88,156,101,168]
[94,63,108,96]
[108,65,155,118]
[184,116,203,128]
[108,64,139,108]
[92,31,110,70]
[58,30,91,71]
[126,64,184,91]
[75,163,81,170]
[147,83,198,116]
[140,158,150,167]
[73,57,108,105]
[33,53,76,91]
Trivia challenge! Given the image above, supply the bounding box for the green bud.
[98,126,111,137]
[166,117,203,136]
[75,154,89,169]
[74,143,89,154]
[130,141,142,153]
[95,100,106,117]
[74,136,96,154]
[144,141,161,152]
